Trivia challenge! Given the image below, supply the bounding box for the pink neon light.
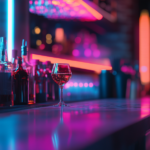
[29,1,33,5]
[31,54,112,73]
[35,1,38,5]
[79,82,83,87]
[41,0,44,4]
[121,66,135,75]
[84,83,88,87]
[70,82,74,87]
[66,83,70,88]
[72,49,80,57]
[39,44,45,50]
[74,82,78,87]
[84,49,92,57]
[89,82,93,87]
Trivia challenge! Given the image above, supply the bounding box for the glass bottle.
[35,60,47,103]
[21,39,35,103]
[12,50,18,71]
[0,37,13,107]
[45,61,55,100]
[13,57,28,105]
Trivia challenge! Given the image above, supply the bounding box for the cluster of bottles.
[0,37,59,107]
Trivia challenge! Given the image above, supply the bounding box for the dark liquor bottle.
[21,39,35,103]
[13,57,28,105]
[0,37,13,107]
[12,50,18,103]
[35,60,47,103]
[45,61,55,101]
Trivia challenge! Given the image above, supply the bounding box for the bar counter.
[0,98,150,150]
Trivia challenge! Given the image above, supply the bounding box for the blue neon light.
[7,0,14,61]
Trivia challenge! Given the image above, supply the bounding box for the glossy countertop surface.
[0,98,150,150]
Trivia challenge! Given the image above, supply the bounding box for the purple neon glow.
[84,49,92,57]
[89,82,93,87]
[79,83,83,87]
[84,83,88,87]
[29,0,102,21]
[72,49,80,57]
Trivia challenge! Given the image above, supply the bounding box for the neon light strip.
[31,54,112,73]
[139,10,150,84]
[80,0,103,20]
[7,0,14,61]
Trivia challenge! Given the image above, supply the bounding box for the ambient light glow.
[139,10,150,84]
[7,0,14,61]
[31,54,112,73]
[29,0,103,21]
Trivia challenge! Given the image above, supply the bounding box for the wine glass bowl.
[51,63,72,106]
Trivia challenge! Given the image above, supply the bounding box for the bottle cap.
[12,50,18,59]
[18,57,22,65]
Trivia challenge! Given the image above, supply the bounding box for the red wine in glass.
[52,73,72,86]
[51,63,72,106]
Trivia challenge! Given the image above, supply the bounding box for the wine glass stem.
[59,85,63,103]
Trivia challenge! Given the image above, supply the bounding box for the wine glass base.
[53,101,69,107]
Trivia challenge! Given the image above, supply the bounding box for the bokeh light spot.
[39,44,45,50]
[46,40,52,44]
[72,49,80,57]
[79,82,83,87]
[84,49,91,57]
[141,66,147,72]
[36,40,42,46]
[89,82,93,87]
[75,37,81,44]
[84,83,88,87]
[46,34,52,40]
[74,82,78,87]
[34,26,41,34]
[70,82,74,87]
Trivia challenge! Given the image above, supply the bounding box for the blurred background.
[0,0,150,101]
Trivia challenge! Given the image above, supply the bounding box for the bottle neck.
[22,55,28,63]
[18,62,23,69]
[12,58,18,68]
[1,48,7,62]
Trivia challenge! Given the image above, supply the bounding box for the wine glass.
[51,63,72,106]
